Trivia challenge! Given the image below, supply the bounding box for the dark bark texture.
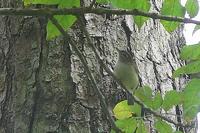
[0,0,189,133]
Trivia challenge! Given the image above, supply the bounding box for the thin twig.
[48,16,122,133]
[0,7,200,25]
[76,16,191,129]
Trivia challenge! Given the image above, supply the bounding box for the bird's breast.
[114,61,139,90]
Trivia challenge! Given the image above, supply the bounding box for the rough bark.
[0,0,188,133]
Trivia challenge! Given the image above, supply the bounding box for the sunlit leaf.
[24,0,62,5]
[23,0,80,39]
[161,0,185,32]
[113,100,134,119]
[134,16,148,29]
[47,15,77,39]
[47,0,80,39]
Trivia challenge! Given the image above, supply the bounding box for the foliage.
[113,100,141,119]
[111,0,150,28]
[180,43,200,60]
[162,90,183,111]
[154,119,173,133]
[24,0,200,38]
[135,86,162,110]
[173,43,200,121]
[112,102,148,133]
[161,0,185,32]
[183,79,200,121]
[114,118,137,133]
[24,0,80,39]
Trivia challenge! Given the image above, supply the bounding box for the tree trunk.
[0,0,187,133]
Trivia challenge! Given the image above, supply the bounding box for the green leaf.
[133,16,148,29]
[113,100,134,119]
[193,25,200,35]
[155,119,173,133]
[24,0,62,5]
[47,15,77,39]
[47,0,80,39]
[135,86,153,107]
[137,120,148,133]
[113,100,141,119]
[110,0,150,28]
[135,86,152,101]
[161,0,185,32]
[162,90,183,111]
[135,86,162,109]
[23,0,80,39]
[183,79,200,121]
[185,0,199,18]
[174,131,183,133]
[131,103,142,116]
[115,118,137,133]
[96,0,110,4]
[23,0,30,5]
[173,60,200,77]
[111,129,115,133]
[135,86,163,109]
[152,92,163,110]
[58,0,80,8]
[132,0,150,28]
[180,43,200,60]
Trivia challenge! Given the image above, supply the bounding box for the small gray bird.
[114,48,139,104]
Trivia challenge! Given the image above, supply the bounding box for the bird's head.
[116,48,133,64]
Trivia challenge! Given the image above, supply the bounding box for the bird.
[114,48,139,104]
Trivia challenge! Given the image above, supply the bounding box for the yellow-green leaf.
[113,100,134,119]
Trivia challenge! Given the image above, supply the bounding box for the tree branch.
[76,16,192,129]
[0,7,200,25]
[48,16,122,133]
